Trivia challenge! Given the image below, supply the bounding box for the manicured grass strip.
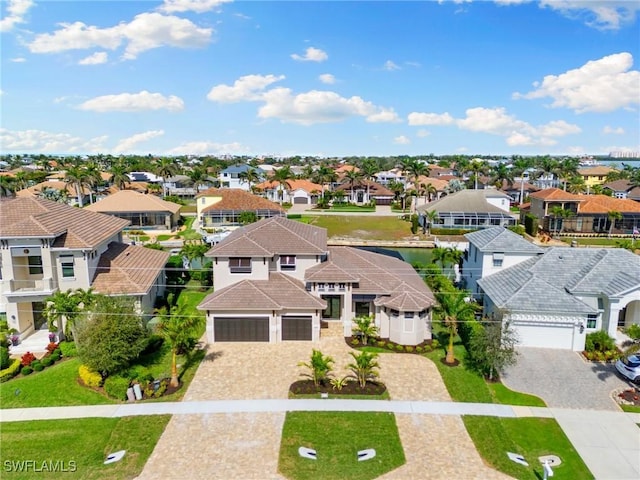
[620,404,640,413]
[0,359,115,409]
[0,415,170,480]
[300,215,412,241]
[288,390,390,400]
[278,412,405,480]
[463,416,593,480]
[487,382,546,407]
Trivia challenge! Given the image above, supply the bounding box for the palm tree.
[348,351,380,388]
[432,246,452,269]
[351,315,378,346]
[344,169,363,203]
[435,290,477,365]
[157,310,205,387]
[424,183,437,203]
[607,210,622,237]
[109,162,130,190]
[313,164,337,199]
[549,206,573,235]
[0,175,16,197]
[44,288,95,339]
[388,179,406,210]
[467,160,487,190]
[557,158,580,191]
[424,210,439,235]
[360,158,379,202]
[64,165,88,207]
[155,158,179,198]
[490,163,514,189]
[238,167,261,192]
[536,156,559,189]
[567,175,587,194]
[83,162,103,204]
[298,349,334,387]
[272,165,294,204]
[188,166,208,194]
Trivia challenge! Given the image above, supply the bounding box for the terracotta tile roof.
[85,190,181,214]
[198,273,326,311]
[335,165,360,173]
[255,179,323,193]
[578,195,640,214]
[529,188,584,201]
[207,216,326,257]
[436,174,458,181]
[498,179,539,192]
[91,242,169,295]
[577,166,617,176]
[412,176,449,191]
[0,197,129,248]
[16,180,91,197]
[105,182,149,195]
[197,188,284,213]
[335,180,394,196]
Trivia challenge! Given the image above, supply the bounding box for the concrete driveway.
[501,347,630,411]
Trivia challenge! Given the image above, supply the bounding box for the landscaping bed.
[616,387,640,406]
[289,379,386,396]
[346,336,439,354]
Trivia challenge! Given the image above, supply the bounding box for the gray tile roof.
[207,217,327,257]
[198,273,326,311]
[465,227,544,254]
[478,247,640,314]
[416,189,511,214]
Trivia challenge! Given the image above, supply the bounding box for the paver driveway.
[137,338,512,479]
[502,347,630,411]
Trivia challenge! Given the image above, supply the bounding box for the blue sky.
[1,0,639,157]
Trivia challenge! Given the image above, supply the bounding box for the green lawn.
[0,358,116,409]
[327,205,376,212]
[176,217,202,240]
[288,390,390,400]
[156,234,173,241]
[278,412,405,480]
[464,416,593,479]
[300,215,414,241]
[0,416,169,480]
[620,404,640,413]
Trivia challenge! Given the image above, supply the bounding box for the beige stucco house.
[0,197,169,340]
[198,217,435,345]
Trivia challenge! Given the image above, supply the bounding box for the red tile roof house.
[254,179,324,205]
[0,197,169,342]
[197,217,435,344]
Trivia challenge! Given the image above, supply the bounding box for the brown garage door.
[293,197,308,204]
[282,316,312,340]
[214,317,269,342]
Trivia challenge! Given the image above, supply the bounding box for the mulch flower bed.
[345,337,438,354]
[617,388,640,406]
[289,379,386,396]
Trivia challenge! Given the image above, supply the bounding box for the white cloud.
[78,51,108,65]
[416,129,430,138]
[158,0,231,14]
[113,130,164,154]
[319,73,336,84]
[291,47,328,62]
[207,74,285,102]
[10,57,26,63]
[514,52,640,113]
[0,0,33,32]
[27,13,212,60]
[166,140,249,155]
[603,125,625,135]
[383,60,400,71]
[394,135,411,145]
[540,1,640,30]
[78,91,185,112]
[366,108,401,123]
[257,88,399,125]
[0,128,84,152]
[407,112,455,126]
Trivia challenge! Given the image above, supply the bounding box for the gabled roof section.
[529,188,584,201]
[207,216,327,257]
[197,188,284,213]
[85,190,181,214]
[91,242,169,295]
[416,189,510,214]
[305,261,360,283]
[0,197,129,248]
[255,179,323,193]
[578,195,640,214]
[375,291,434,311]
[465,227,543,254]
[335,180,394,196]
[198,273,326,311]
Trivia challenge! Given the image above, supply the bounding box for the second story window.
[28,256,43,275]
[280,255,296,271]
[61,258,75,278]
[229,257,251,274]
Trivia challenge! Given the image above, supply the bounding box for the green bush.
[585,330,616,353]
[21,366,33,375]
[59,341,78,357]
[125,365,154,383]
[524,213,539,237]
[41,356,54,367]
[142,334,164,355]
[33,362,44,372]
[430,228,475,236]
[395,344,404,352]
[458,318,484,349]
[104,375,131,400]
[624,324,640,340]
[0,346,9,370]
[79,364,103,387]
[50,353,61,362]
[0,359,22,382]
[507,224,526,236]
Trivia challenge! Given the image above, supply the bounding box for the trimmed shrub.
[524,213,539,237]
[21,366,33,376]
[625,324,640,340]
[104,375,131,400]
[141,335,164,355]
[458,319,484,350]
[405,346,414,353]
[585,330,616,353]
[125,365,154,383]
[395,344,404,352]
[41,356,54,367]
[50,353,61,362]
[33,362,44,372]
[0,346,10,370]
[415,346,424,353]
[78,364,103,387]
[0,359,22,383]
[20,352,36,367]
[46,342,59,354]
[59,341,78,358]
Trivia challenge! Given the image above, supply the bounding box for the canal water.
[356,247,433,266]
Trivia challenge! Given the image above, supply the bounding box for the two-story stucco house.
[197,217,435,345]
[0,197,169,339]
[461,227,544,298]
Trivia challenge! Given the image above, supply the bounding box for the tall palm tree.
[155,158,179,198]
[238,167,261,192]
[109,162,130,190]
[83,162,103,204]
[490,163,514,189]
[157,310,205,387]
[424,183,437,203]
[567,175,587,194]
[607,210,622,237]
[64,165,88,207]
[424,210,439,235]
[536,156,559,189]
[388,179,406,210]
[272,165,294,204]
[435,290,477,365]
[0,175,16,198]
[344,169,363,202]
[188,166,208,194]
[44,288,95,339]
[360,158,379,202]
[557,158,580,191]
[549,206,573,235]
[467,160,487,190]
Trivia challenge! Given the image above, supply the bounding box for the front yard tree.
[74,296,149,377]
[158,308,205,387]
[44,288,95,339]
[348,351,380,388]
[351,315,378,346]
[607,210,622,238]
[469,320,519,381]
[435,290,477,365]
[298,349,334,387]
